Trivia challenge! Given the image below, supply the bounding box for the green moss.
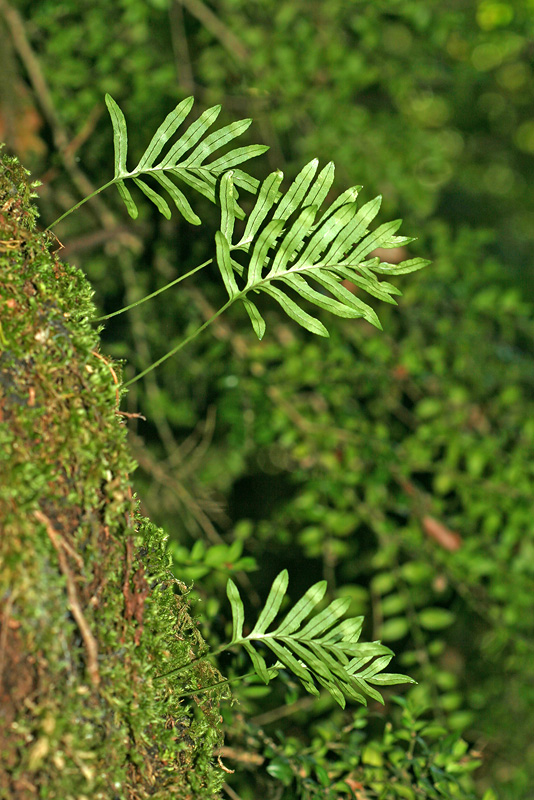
[0,153,225,799]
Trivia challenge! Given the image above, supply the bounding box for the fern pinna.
[105,92,429,340]
[225,570,414,708]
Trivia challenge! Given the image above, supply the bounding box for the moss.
[0,152,226,799]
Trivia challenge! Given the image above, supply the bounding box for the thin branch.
[250,694,317,727]
[92,259,211,322]
[130,430,225,545]
[170,0,195,94]
[178,0,249,62]
[34,510,100,687]
[222,783,243,800]
[217,754,235,774]
[0,590,14,691]
[166,403,217,469]
[0,0,116,229]
[63,102,103,160]
[123,298,234,387]
[173,403,217,476]
[38,102,104,190]
[217,746,264,767]
[58,224,143,258]
[131,428,261,607]
[186,286,249,358]
[46,180,115,229]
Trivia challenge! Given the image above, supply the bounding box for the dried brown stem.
[178,0,249,62]
[0,0,116,228]
[129,431,224,545]
[170,0,195,94]
[217,754,235,774]
[222,783,244,800]
[34,510,100,687]
[91,349,120,410]
[0,590,14,690]
[217,746,264,766]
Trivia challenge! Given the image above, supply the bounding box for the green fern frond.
[215,164,430,338]
[224,570,415,708]
[105,94,268,223]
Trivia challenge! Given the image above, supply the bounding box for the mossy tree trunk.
[0,152,226,800]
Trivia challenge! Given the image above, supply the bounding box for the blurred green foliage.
[2,0,533,797]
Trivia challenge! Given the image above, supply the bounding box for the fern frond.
[215,164,430,338]
[105,94,268,223]
[224,570,414,708]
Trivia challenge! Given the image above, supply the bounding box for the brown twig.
[222,784,243,800]
[56,530,85,569]
[166,405,217,468]
[58,225,144,258]
[0,0,116,229]
[64,102,103,160]
[39,103,103,188]
[178,0,249,62]
[170,0,195,94]
[34,510,100,687]
[129,430,224,545]
[0,590,14,690]
[217,746,264,766]
[250,694,316,727]
[170,404,217,476]
[90,349,120,410]
[217,754,235,774]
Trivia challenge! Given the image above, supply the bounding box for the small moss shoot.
[0,151,226,799]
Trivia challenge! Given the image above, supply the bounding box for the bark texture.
[0,151,225,800]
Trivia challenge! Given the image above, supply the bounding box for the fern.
[48,95,268,229]
[215,164,430,339]
[104,94,268,223]
[224,570,414,708]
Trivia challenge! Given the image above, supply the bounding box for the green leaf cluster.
[235,698,481,800]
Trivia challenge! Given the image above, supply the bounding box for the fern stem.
[173,670,268,699]
[92,259,212,321]
[123,297,235,387]
[46,179,116,229]
[155,642,231,680]
[155,654,211,680]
